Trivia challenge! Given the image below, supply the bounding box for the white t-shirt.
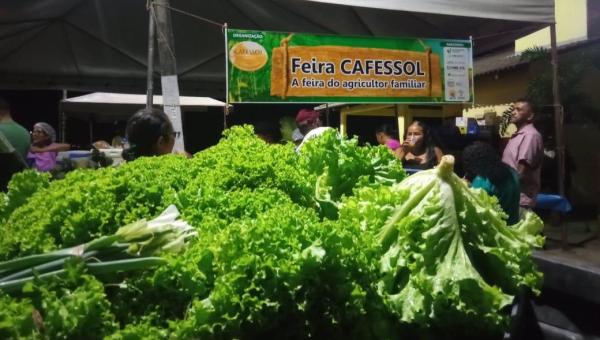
[296,127,334,151]
[291,128,304,143]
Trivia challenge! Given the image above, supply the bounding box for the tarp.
[0,0,554,97]
[60,92,226,122]
[308,0,555,23]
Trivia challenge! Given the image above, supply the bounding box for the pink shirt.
[501,123,543,208]
[385,139,401,151]
[27,150,57,172]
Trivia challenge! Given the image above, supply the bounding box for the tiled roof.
[474,38,600,77]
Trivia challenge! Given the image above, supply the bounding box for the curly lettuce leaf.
[372,156,543,335]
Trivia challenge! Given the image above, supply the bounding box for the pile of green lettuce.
[0,126,543,339]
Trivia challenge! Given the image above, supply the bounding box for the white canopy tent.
[61,92,227,120]
[0,0,554,96]
[59,92,227,142]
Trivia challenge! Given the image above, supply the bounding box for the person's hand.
[401,139,412,152]
[394,146,405,159]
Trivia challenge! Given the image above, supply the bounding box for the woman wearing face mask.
[27,122,71,172]
[397,120,443,170]
[121,108,177,161]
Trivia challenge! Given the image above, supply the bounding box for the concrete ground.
[541,221,600,269]
[529,221,600,339]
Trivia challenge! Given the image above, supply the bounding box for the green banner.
[227,29,473,104]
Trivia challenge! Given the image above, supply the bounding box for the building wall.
[473,65,529,106]
[475,46,600,107]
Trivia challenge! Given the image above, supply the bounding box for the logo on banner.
[229,41,268,72]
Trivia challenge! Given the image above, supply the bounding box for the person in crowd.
[501,98,543,213]
[0,97,30,161]
[398,120,443,170]
[463,141,520,225]
[295,108,332,150]
[122,108,176,161]
[28,122,70,172]
[0,131,28,191]
[375,124,401,154]
[92,140,112,149]
[111,121,126,148]
[253,121,280,144]
[0,98,29,189]
[291,128,304,146]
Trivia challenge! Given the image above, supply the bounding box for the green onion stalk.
[0,205,196,293]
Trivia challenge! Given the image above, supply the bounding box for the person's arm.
[395,139,411,160]
[515,133,543,176]
[516,162,529,177]
[30,143,71,153]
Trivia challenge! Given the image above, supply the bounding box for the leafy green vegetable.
[0,157,191,260]
[0,205,196,295]
[299,129,406,218]
[171,201,398,339]
[0,293,37,339]
[0,170,49,222]
[0,263,117,339]
[374,156,543,336]
[0,127,543,339]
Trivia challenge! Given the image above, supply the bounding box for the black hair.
[409,120,439,149]
[375,124,398,138]
[253,121,281,143]
[122,107,173,161]
[462,141,513,187]
[514,97,535,113]
[0,97,10,112]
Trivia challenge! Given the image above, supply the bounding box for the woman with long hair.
[397,120,443,170]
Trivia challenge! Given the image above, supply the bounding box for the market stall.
[59,92,227,143]
[1,1,575,338]
[315,103,463,141]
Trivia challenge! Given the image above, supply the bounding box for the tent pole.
[223,23,229,130]
[146,4,156,109]
[550,24,565,197]
[550,23,567,249]
[155,0,185,152]
[89,119,94,144]
[60,89,67,143]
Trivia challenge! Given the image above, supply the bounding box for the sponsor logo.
[229,41,268,72]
